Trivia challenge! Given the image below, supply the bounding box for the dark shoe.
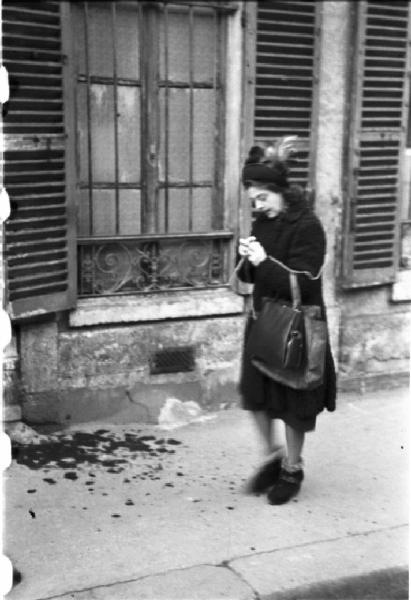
[267,468,304,505]
[245,456,283,495]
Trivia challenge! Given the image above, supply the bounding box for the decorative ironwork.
[78,236,231,296]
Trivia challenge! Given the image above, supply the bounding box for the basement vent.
[150,346,196,375]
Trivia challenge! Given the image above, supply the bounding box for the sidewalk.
[4,386,409,600]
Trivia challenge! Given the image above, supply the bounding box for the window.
[342,0,411,287]
[71,1,235,297]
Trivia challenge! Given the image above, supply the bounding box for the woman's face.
[247,185,284,218]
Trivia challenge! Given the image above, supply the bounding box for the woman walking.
[237,144,336,505]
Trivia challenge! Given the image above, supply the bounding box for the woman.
[237,145,336,505]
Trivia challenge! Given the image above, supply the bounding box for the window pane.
[159,89,216,184]
[88,2,113,78]
[77,189,117,237]
[193,11,215,82]
[119,190,141,235]
[78,189,90,236]
[116,2,140,80]
[161,189,190,233]
[159,8,189,81]
[90,84,115,181]
[162,89,190,182]
[158,187,212,234]
[78,188,141,237]
[193,89,215,181]
[77,84,89,184]
[192,188,213,232]
[159,6,216,83]
[92,190,116,235]
[72,3,86,74]
[118,86,141,182]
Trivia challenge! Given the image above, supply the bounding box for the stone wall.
[19,312,245,425]
[338,287,411,392]
[2,333,22,422]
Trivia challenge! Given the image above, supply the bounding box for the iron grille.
[77,234,230,296]
[150,346,196,374]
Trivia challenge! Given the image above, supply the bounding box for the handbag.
[246,271,327,390]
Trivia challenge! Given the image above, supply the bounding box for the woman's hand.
[247,240,267,266]
[238,236,256,257]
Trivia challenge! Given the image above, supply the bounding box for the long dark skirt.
[239,315,337,432]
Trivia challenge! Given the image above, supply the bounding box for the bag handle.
[289,272,301,309]
[229,253,323,315]
[267,255,323,280]
[228,256,246,288]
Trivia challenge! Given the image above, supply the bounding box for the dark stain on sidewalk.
[13,430,183,474]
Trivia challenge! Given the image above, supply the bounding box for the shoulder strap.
[267,255,323,281]
[228,256,246,287]
[289,272,301,308]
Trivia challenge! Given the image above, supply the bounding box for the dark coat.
[238,187,336,431]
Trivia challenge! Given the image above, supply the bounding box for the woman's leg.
[285,424,305,466]
[252,413,285,456]
[246,414,286,494]
[252,411,272,455]
[267,425,305,505]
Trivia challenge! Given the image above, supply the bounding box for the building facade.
[2,0,410,425]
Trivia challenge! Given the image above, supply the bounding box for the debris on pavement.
[158,398,216,430]
[10,425,185,495]
[6,422,50,446]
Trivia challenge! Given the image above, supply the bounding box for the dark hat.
[242,158,289,189]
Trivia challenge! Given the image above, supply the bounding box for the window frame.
[67,0,239,299]
[64,0,243,316]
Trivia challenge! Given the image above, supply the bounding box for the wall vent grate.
[150,346,196,375]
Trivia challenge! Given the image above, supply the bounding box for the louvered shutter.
[254,0,320,188]
[343,1,411,287]
[2,1,76,318]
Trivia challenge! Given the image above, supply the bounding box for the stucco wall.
[314,1,351,365]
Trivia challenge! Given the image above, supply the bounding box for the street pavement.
[3,386,410,600]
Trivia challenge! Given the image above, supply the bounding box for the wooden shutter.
[254,0,320,188]
[2,1,76,318]
[343,0,411,287]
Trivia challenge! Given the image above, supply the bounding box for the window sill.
[391,270,411,303]
[69,287,244,327]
